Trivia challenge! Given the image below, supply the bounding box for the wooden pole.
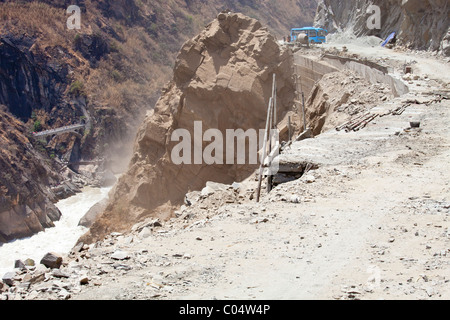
[288,116,292,141]
[272,74,277,129]
[256,97,273,203]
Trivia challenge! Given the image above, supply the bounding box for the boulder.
[78,199,109,228]
[80,12,296,243]
[40,252,63,269]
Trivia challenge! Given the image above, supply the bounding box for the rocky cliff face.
[0,108,63,243]
[80,12,297,243]
[0,0,316,243]
[314,0,450,55]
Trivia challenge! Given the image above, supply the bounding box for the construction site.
[0,1,449,303]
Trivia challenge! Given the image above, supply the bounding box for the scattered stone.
[79,277,89,285]
[52,269,70,279]
[29,272,45,285]
[40,252,63,269]
[232,182,241,191]
[24,259,35,267]
[14,260,26,270]
[110,232,123,237]
[58,289,71,300]
[139,227,152,239]
[253,218,269,224]
[302,175,316,183]
[71,242,84,254]
[111,251,130,261]
[113,264,132,271]
[2,272,16,286]
[53,280,71,291]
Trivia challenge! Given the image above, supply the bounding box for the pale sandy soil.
[66,44,450,301]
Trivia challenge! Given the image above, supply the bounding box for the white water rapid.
[0,186,112,276]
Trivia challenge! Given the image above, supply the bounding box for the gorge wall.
[0,108,63,243]
[314,0,450,56]
[80,12,297,243]
[0,0,317,243]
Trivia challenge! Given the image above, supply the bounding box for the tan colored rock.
[80,13,296,243]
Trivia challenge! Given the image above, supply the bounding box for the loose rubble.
[2,14,449,302]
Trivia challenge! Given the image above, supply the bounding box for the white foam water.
[0,186,111,276]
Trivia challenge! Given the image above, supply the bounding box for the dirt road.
[67,43,449,300]
[36,44,449,301]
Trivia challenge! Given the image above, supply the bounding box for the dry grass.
[0,2,71,45]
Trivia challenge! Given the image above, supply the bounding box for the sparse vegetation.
[33,120,42,132]
[69,80,86,97]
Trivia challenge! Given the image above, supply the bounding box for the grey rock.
[29,272,45,285]
[2,272,16,286]
[52,269,70,279]
[111,251,130,261]
[14,260,26,270]
[58,288,71,300]
[71,242,84,254]
[78,199,108,228]
[139,227,152,239]
[40,252,63,269]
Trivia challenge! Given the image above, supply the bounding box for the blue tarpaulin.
[381,32,396,47]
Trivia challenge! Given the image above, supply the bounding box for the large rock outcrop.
[0,108,63,243]
[314,0,450,56]
[81,12,296,242]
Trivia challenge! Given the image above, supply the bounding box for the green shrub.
[33,120,42,132]
[69,80,86,97]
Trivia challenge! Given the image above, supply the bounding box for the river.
[0,186,112,276]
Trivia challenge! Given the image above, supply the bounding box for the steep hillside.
[314,0,450,55]
[0,0,317,242]
[0,106,63,242]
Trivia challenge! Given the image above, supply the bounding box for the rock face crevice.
[0,34,68,121]
[80,13,297,243]
[314,0,450,56]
